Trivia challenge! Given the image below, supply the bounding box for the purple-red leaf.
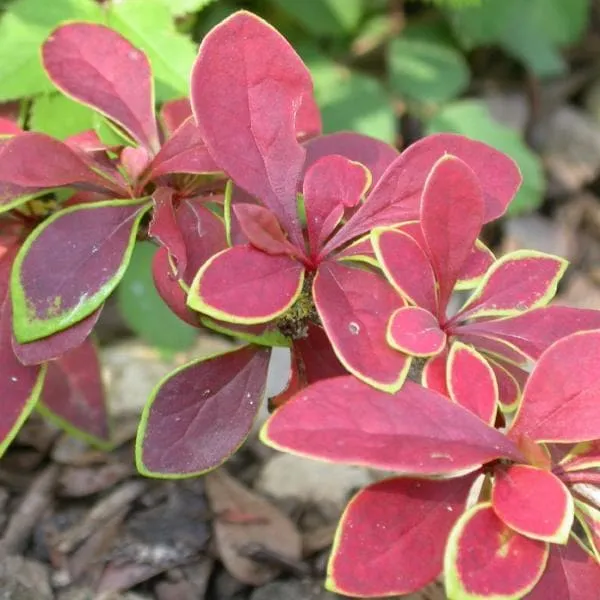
[445,503,549,599]
[137,345,270,477]
[421,155,484,307]
[39,338,111,447]
[313,260,409,392]
[327,475,475,597]
[188,246,305,324]
[492,465,574,543]
[191,11,315,242]
[12,199,151,342]
[447,342,497,424]
[510,331,600,443]
[42,23,159,152]
[261,375,523,474]
[488,357,524,412]
[387,306,446,356]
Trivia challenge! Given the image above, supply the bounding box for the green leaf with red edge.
[492,464,574,544]
[159,97,191,136]
[12,308,101,365]
[145,117,220,180]
[261,375,523,474]
[187,246,305,325]
[444,502,549,600]
[327,475,476,597]
[11,199,151,343]
[302,155,371,256]
[387,306,446,357]
[372,227,438,314]
[233,204,298,257]
[136,345,270,478]
[42,23,160,152]
[510,330,600,443]
[0,299,46,458]
[447,342,498,424]
[457,306,600,360]
[560,441,600,472]
[323,133,521,254]
[526,536,600,600]
[313,260,410,392]
[575,501,600,562]
[38,338,111,449]
[458,250,568,320]
[191,11,314,243]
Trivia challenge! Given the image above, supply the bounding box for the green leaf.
[271,0,364,37]
[388,34,469,104]
[117,241,198,353]
[30,93,96,139]
[426,100,544,215]
[302,46,395,143]
[107,0,197,101]
[0,0,103,101]
[158,0,216,16]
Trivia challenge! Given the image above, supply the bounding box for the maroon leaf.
[188,246,305,324]
[510,331,600,443]
[160,98,192,136]
[43,23,160,151]
[12,199,151,342]
[261,375,523,473]
[387,306,446,356]
[313,261,409,392]
[445,503,549,599]
[293,323,346,383]
[12,307,101,365]
[40,338,111,446]
[328,475,475,596]
[420,155,484,307]
[137,345,270,476]
[191,11,314,242]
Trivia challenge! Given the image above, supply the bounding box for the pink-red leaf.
[137,345,270,477]
[510,331,600,443]
[328,475,475,597]
[447,342,498,424]
[160,98,192,137]
[387,306,446,356]
[445,503,549,599]
[422,349,449,396]
[39,338,111,447]
[188,246,304,324]
[12,199,151,342]
[191,11,314,242]
[42,23,159,152]
[261,375,523,474]
[492,465,574,543]
[488,357,524,412]
[421,155,484,307]
[313,260,409,392]
[457,240,496,288]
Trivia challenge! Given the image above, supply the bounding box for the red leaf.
[387,306,446,356]
[324,133,521,254]
[12,199,151,342]
[42,23,159,152]
[295,90,322,141]
[149,187,186,276]
[334,234,378,266]
[457,333,530,367]
[445,503,549,599]
[487,357,524,412]
[492,465,574,543]
[447,342,498,424]
[458,251,568,321]
[188,245,305,324]
[293,323,346,383]
[303,132,398,187]
[40,338,111,446]
[575,501,600,561]
[191,11,314,243]
[328,475,475,596]
[0,299,45,457]
[12,308,101,365]
[137,345,270,476]
[233,204,298,256]
[261,375,523,473]
[0,117,22,136]
[560,441,600,472]
[313,260,409,392]
[458,240,495,288]
[422,348,449,396]
[421,155,484,307]
[146,118,220,180]
[525,537,600,600]
[372,227,438,315]
[510,331,600,443]
[159,98,192,137]
[121,146,151,183]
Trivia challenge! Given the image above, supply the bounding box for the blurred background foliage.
[0,0,598,352]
